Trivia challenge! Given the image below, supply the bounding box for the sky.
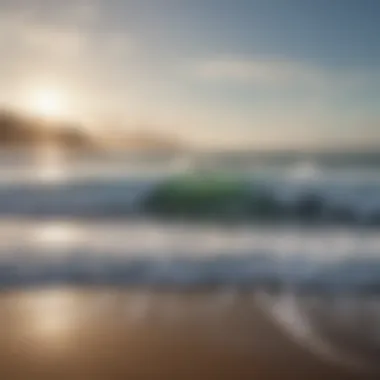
[0,0,379,149]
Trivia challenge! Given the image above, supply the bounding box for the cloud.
[184,56,380,148]
[194,57,324,84]
[192,56,380,94]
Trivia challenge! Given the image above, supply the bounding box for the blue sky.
[0,0,379,148]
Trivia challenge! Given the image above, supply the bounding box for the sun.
[29,88,67,120]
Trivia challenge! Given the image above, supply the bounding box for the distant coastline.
[0,109,186,153]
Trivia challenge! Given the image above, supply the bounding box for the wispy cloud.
[185,55,380,148]
[194,57,324,84]
[192,56,380,93]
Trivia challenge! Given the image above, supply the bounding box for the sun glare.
[29,88,67,120]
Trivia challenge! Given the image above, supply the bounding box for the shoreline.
[1,286,379,379]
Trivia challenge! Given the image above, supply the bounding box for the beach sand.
[0,287,378,380]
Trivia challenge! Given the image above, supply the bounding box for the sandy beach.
[0,287,378,380]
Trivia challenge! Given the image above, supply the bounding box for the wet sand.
[0,287,378,380]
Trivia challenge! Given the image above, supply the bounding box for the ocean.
[1,149,380,376]
[0,148,380,289]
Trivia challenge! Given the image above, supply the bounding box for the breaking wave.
[1,235,380,291]
[0,172,379,225]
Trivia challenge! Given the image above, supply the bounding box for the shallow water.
[0,220,379,289]
[0,287,379,379]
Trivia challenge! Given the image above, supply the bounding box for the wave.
[1,253,380,292]
[139,173,380,225]
[257,292,380,372]
[0,173,380,225]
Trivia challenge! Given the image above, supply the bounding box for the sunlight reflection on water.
[14,290,80,353]
[33,145,68,183]
[31,223,83,251]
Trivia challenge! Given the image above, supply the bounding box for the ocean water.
[2,149,380,373]
[0,149,379,291]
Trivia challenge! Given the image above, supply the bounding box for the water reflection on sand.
[0,287,379,380]
[257,292,380,372]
